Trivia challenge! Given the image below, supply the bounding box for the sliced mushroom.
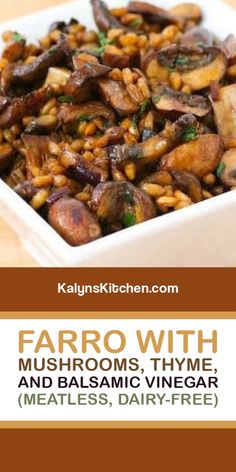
[92,182,155,230]
[64,59,111,103]
[217,149,236,187]
[58,101,115,127]
[60,148,108,185]
[128,1,175,25]
[160,134,223,178]
[144,45,227,91]
[24,115,58,135]
[48,197,102,246]
[48,18,79,34]
[211,84,236,149]
[110,113,203,172]
[0,143,16,173]
[49,21,67,33]
[22,135,52,179]
[1,38,72,93]
[171,170,202,202]
[180,27,219,48]
[222,34,236,62]
[169,2,202,23]
[44,67,71,87]
[98,78,139,115]
[91,0,124,32]
[0,88,48,128]
[152,85,211,117]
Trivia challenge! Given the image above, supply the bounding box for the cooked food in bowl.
[0,0,236,246]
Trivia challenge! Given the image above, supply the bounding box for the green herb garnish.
[139,99,151,116]
[216,162,226,178]
[91,31,114,56]
[77,114,92,123]
[153,95,161,104]
[180,127,198,142]
[97,31,113,47]
[123,212,136,227]
[130,18,144,29]
[12,32,25,43]
[131,116,138,129]
[89,47,104,57]
[175,56,190,67]
[123,192,134,205]
[58,95,74,103]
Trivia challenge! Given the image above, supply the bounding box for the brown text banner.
[0,268,236,311]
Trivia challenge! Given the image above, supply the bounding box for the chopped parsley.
[180,127,198,142]
[123,212,136,227]
[77,114,92,123]
[90,31,114,56]
[97,31,113,47]
[131,116,138,129]
[139,99,151,116]
[58,95,74,103]
[216,162,226,178]
[123,192,134,205]
[175,56,190,67]
[89,46,105,57]
[12,32,25,43]
[153,95,161,104]
[130,18,144,29]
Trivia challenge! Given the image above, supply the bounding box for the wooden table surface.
[0,0,235,266]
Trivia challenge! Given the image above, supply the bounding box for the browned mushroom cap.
[92,182,155,229]
[217,149,236,187]
[222,34,236,62]
[180,27,219,48]
[128,1,175,25]
[58,101,115,127]
[169,2,202,23]
[48,197,102,246]
[171,170,202,202]
[1,38,72,93]
[160,134,223,179]
[211,84,236,149]
[2,38,25,63]
[90,0,124,32]
[60,148,108,185]
[0,143,16,173]
[98,78,139,115]
[152,85,211,117]
[0,88,48,129]
[144,45,227,91]
[22,135,52,179]
[64,60,111,103]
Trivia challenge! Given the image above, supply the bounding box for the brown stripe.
[1,311,236,318]
[0,421,236,429]
[1,268,236,311]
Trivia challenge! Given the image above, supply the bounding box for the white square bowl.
[0,0,236,267]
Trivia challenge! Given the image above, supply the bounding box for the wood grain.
[0,0,236,266]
